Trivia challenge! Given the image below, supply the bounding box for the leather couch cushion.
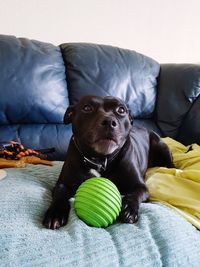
[60,43,160,118]
[134,119,162,135]
[0,35,68,124]
[156,64,200,144]
[177,96,200,145]
[0,124,71,160]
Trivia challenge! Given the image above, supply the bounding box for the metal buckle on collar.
[83,156,108,172]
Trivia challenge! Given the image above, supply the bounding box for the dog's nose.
[101,118,118,129]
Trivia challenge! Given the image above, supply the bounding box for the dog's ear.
[64,106,75,124]
[128,109,134,125]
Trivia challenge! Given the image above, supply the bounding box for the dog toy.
[74,177,122,227]
[0,156,54,169]
[0,141,54,160]
[0,141,55,168]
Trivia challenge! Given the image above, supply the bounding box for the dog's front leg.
[43,160,80,230]
[43,183,74,230]
[119,184,149,223]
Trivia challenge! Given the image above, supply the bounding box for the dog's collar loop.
[83,156,107,172]
[72,136,115,173]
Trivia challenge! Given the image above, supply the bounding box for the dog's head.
[64,95,133,156]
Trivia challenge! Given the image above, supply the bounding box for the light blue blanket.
[0,162,200,267]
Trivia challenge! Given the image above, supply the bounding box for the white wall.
[0,0,199,63]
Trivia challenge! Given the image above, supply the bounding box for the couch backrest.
[0,35,161,160]
[0,35,199,160]
[0,35,70,159]
[0,35,68,124]
[60,43,160,119]
[156,64,200,145]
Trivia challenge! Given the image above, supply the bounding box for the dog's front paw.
[119,196,139,224]
[43,204,70,230]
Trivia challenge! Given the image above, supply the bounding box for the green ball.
[74,177,122,227]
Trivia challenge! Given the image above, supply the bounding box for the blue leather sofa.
[0,34,200,266]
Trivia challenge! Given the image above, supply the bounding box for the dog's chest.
[89,168,101,177]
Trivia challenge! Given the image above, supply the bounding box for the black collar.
[72,136,120,173]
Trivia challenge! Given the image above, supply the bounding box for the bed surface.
[0,162,200,267]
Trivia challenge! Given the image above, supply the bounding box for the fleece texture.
[0,162,200,267]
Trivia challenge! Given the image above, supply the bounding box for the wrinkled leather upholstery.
[0,35,69,159]
[177,97,200,145]
[156,64,200,145]
[60,43,160,119]
[0,124,72,160]
[0,35,199,160]
[0,35,68,124]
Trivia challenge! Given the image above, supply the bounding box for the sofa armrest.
[155,64,200,144]
[177,96,200,144]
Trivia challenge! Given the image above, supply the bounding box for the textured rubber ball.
[74,177,122,227]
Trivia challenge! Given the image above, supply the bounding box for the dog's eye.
[82,105,93,112]
[116,106,126,115]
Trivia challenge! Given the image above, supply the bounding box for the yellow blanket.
[146,137,200,229]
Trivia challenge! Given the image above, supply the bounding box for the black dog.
[43,95,173,229]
